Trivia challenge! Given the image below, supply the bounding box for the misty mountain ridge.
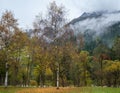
[68,10,120,50]
[69,10,120,36]
[69,10,120,25]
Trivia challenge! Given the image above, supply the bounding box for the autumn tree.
[0,10,18,87]
[104,60,120,87]
[8,30,28,85]
[93,43,110,86]
[33,1,68,88]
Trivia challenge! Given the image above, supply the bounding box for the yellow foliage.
[104,60,120,72]
[45,68,53,76]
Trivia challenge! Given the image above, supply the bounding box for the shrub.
[30,80,37,86]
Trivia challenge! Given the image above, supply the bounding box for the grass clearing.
[0,87,21,93]
[0,87,120,93]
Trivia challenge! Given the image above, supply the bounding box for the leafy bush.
[30,80,37,86]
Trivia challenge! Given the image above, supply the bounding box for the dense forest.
[0,1,120,88]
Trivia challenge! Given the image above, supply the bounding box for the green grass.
[0,87,120,93]
[93,87,120,93]
[0,87,22,93]
[69,87,120,93]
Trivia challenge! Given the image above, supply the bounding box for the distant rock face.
[69,11,103,25]
[69,11,120,25]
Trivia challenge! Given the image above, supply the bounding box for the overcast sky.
[0,0,120,29]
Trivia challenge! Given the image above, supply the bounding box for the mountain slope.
[68,11,120,50]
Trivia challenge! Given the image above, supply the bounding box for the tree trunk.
[5,70,8,88]
[4,62,9,88]
[100,57,103,87]
[56,64,59,89]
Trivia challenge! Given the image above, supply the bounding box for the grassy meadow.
[0,87,120,93]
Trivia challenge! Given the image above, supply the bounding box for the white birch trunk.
[5,70,8,87]
[5,63,8,88]
[57,64,59,89]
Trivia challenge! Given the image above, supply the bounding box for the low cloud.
[71,12,120,36]
[72,0,120,12]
